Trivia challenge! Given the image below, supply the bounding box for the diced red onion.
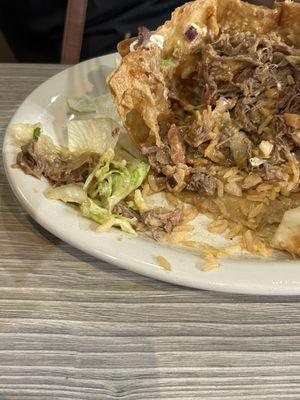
[184,25,198,42]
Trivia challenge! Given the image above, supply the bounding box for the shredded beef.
[234,97,257,132]
[201,31,300,136]
[141,207,182,238]
[114,203,141,220]
[167,124,185,164]
[146,29,300,196]
[270,115,291,139]
[16,141,44,179]
[16,140,99,186]
[148,146,172,173]
[186,169,217,196]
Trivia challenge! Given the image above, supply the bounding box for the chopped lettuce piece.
[83,148,115,191]
[80,198,136,234]
[84,150,150,212]
[67,95,96,114]
[67,92,143,162]
[9,123,42,147]
[34,135,64,156]
[67,93,121,122]
[67,117,120,153]
[45,184,88,204]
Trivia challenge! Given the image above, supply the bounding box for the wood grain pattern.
[1,63,300,399]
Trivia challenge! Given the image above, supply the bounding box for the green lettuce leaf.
[67,94,97,114]
[67,93,121,122]
[45,184,88,204]
[9,123,43,146]
[80,198,136,234]
[67,92,143,161]
[84,150,150,212]
[67,117,120,153]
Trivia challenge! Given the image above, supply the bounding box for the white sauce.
[150,35,165,49]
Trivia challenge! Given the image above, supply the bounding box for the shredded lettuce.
[67,117,120,153]
[67,92,143,163]
[67,93,121,122]
[13,93,150,235]
[9,123,42,147]
[44,148,149,234]
[45,184,88,204]
[80,198,136,234]
[84,149,150,212]
[67,94,97,114]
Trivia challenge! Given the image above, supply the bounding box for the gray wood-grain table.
[1,63,300,400]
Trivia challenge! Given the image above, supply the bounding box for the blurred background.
[0,0,286,64]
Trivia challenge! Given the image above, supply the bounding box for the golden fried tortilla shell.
[108,45,169,147]
[108,0,300,148]
[276,1,300,47]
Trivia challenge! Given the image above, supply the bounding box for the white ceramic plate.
[3,54,300,295]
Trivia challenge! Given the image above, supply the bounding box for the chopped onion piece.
[259,140,273,158]
[250,157,266,167]
[184,25,199,42]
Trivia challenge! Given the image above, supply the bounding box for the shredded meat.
[148,147,171,172]
[186,169,217,196]
[184,123,209,148]
[234,97,257,132]
[141,207,182,239]
[167,124,185,164]
[145,29,300,200]
[114,203,141,220]
[202,31,300,138]
[16,140,99,186]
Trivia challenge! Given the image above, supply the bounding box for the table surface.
[1,63,300,400]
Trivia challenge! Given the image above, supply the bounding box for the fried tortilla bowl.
[108,0,300,258]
